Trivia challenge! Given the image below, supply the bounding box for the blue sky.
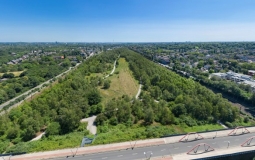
[1,0,255,42]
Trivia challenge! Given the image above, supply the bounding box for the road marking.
[117,155,123,157]
[161,149,166,151]
[102,157,107,159]
[174,147,179,149]
[187,146,192,147]
[132,153,138,155]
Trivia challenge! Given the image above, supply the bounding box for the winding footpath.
[136,84,142,99]
[30,57,118,141]
[105,60,116,78]
[80,115,97,135]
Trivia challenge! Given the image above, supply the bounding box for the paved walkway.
[217,120,228,129]
[105,60,116,78]
[30,132,45,141]
[5,126,255,160]
[136,84,142,99]
[80,115,97,135]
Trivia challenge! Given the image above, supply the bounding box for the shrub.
[103,80,110,89]
[46,122,61,136]
[225,122,233,128]
[244,116,249,123]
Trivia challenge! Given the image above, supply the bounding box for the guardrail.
[160,125,255,138]
[0,152,26,156]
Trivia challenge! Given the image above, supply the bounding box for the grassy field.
[182,124,224,132]
[99,58,139,105]
[0,71,23,77]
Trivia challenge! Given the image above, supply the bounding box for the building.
[248,70,255,76]
[211,71,253,83]
[211,73,226,79]
[156,56,170,65]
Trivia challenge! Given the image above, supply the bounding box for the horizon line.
[0,41,255,43]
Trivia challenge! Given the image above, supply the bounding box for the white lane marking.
[161,149,166,151]
[132,153,138,155]
[102,157,107,159]
[117,155,123,157]
[187,146,192,147]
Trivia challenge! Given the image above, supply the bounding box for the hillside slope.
[99,58,139,105]
[0,48,241,153]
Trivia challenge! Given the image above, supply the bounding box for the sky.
[1,0,255,42]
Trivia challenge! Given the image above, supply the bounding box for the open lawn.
[182,124,224,133]
[99,58,139,105]
[0,71,24,77]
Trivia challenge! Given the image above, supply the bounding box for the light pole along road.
[55,133,254,160]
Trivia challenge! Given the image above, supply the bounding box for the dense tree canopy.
[0,48,241,153]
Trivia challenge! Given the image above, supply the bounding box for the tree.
[46,122,61,136]
[88,90,101,105]
[162,90,174,101]
[103,80,110,89]
[2,73,14,78]
[172,104,186,117]
[144,108,154,124]
[160,107,174,125]
[58,108,81,133]
[7,128,19,139]
[95,114,107,126]
[6,88,16,99]
[151,74,160,86]
[23,126,35,141]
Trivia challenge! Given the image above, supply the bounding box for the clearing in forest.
[0,71,24,77]
[99,58,139,104]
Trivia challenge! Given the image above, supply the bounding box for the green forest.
[0,57,71,105]
[0,48,245,153]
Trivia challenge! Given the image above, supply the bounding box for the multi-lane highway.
[55,133,255,160]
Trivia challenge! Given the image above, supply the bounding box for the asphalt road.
[55,133,255,160]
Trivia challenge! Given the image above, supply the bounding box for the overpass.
[3,126,255,160]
